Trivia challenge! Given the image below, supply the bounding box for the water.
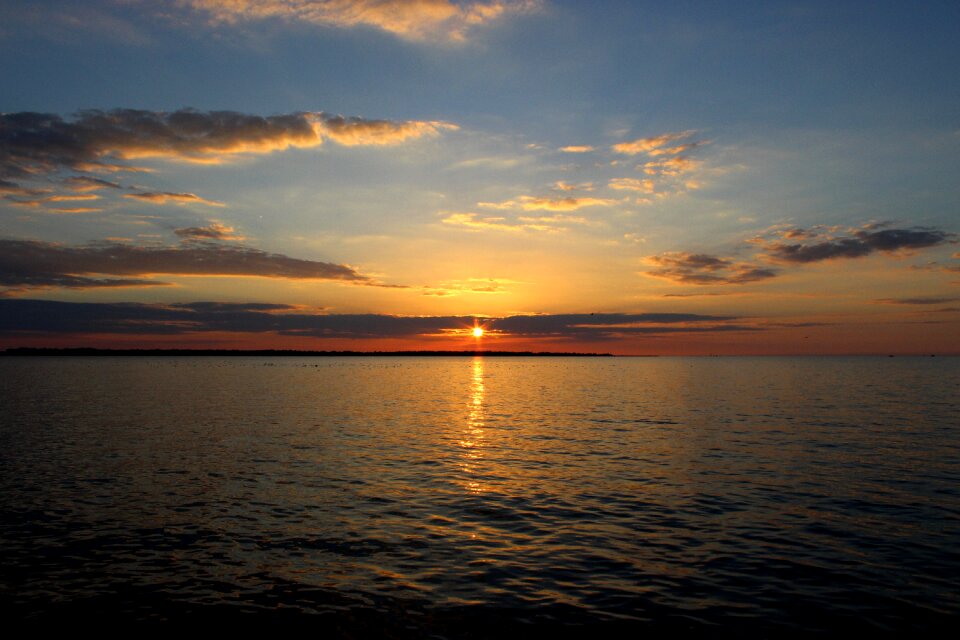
[1,356,958,634]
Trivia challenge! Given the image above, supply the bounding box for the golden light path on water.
[460,357,486,494]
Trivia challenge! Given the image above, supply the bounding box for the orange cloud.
[478,195,616,212]
[642,156,700,176]
[174,222,245,241]
[609,178,656,193]
[559,145,594,153]
[319,116,457,146]
[124,192,225,207]
[179,0,538,42]
[46,207,104,214]
[612,130,696,155]
[519,196,615,211]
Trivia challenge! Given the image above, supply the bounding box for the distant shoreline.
[0,347,619,357]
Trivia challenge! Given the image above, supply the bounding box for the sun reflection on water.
[460,356,486,493]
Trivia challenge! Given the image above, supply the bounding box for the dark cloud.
[0,301,752,340]
[645,252,778,285]
[174,223,243,241]
[0,274,168,292]
[63,176,122,191]
[0,238,368,292]
[492,313,737,337]
[874,296,960,305]
[0,108,455,190]
[763,227,954,264]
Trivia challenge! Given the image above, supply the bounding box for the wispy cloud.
[176,0,539,42]
[874,296,960,305]
[478,195,616,212]
[421,278,518,296]
[441,211,563,233]
[612,130,698,155]
[645,252,778,285]
[553,181,593,192]
[642,156,700,177]
[609,177,655,194]
[559,145,594,153]
[63,176,123,192]
[125,192,225,207]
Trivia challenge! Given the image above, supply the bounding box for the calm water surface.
[1,356,958,634]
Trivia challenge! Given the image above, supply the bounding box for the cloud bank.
[0,238,369,292]
[0,301,750,340]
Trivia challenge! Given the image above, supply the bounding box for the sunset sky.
[2,0,958,354]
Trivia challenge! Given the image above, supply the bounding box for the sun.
[472,326,484,338]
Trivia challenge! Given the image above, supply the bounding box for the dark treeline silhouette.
[2,347,616,357]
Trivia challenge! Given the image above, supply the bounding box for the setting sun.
[472,327,484,338]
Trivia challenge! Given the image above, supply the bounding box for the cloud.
[177,0,538,42]
[0,301,751,340]
[441,212,554,232]
[0,179,46,196]
[609,177,655,194]
[559,145,594,153]
[440,210,587,233]
[0,238,370,292]
[553,181,593,192]
[63,176,122,192]
[519,196,615,211]
[642,156,700,177]
[645,252,778,285]
[874,296,960,305]
[421,278,516,296]
[173,222,244,241]
[758,226,955,263]
[478,195,616,212]
[319,115,457,146]
[124,191,225,207]
[0,109,457,188]
[3,193,101,207]
[612,130,697,155]
[45,207,104,214]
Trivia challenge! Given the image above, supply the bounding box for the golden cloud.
[441,211,569,233]
[609,178,655,193]
[124,192,226,207]
[319,116,458,146]
[612,130,696,155]
[178,0,538,42]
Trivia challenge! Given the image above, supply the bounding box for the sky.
[1,0,958,355]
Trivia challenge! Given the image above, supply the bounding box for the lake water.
[1,356,958,634]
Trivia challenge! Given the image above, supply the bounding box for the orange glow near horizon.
[472,326,484,339]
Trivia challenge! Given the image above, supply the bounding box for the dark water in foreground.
[1,356,958,634]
